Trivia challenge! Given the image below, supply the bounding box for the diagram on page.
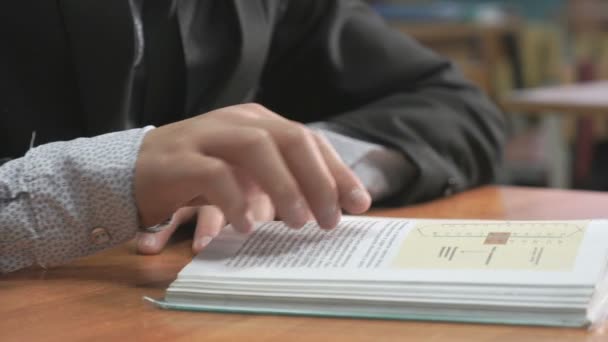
[393,221,588,270]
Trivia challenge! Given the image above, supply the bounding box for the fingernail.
[195,236,214,251]
[287,199,309,228]
[350,188,371,204]
[320,204,341,230]
[141,234,157,248]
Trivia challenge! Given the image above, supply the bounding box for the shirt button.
[90,227,111,245]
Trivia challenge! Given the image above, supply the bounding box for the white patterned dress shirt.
[0,127,409,272]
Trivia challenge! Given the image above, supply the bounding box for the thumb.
[136,207,198,254]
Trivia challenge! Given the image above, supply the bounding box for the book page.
[203,218,411,270]
[179,217,608,285]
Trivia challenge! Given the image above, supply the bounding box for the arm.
[3,105,373,271]
[0,129,146,273]
[258,0,506,205]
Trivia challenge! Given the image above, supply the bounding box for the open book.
[148,216,608,327]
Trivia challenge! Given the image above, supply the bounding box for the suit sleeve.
[258,0,506,205]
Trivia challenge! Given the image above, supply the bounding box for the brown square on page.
[484,232,511,245]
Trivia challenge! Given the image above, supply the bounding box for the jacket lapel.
[59,0,144,135]
[177,0,273,114]
[60,0,275,130]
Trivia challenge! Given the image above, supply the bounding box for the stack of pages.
[149,216,608,327]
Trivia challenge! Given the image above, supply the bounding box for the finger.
[221,103,334,228]
[184,155,254,233]
[248,190,276,221]
[136,206,198,254]
[202,128,309,229]
[192,206,225,254]
[235,119,342,229]
[221,103,285,121]
[270,122,342,229]
[313,132,372,214]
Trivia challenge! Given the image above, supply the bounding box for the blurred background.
[368,0,608,191]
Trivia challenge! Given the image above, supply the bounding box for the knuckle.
[308,177,339,204]
[202,159,230,181]
[241,102,268,114]
[327,178,339,193]
[322,179,339,200]
[241,128,272,147]
[272,182,299,202]
[281,123,312,147]
[312,130,330,146]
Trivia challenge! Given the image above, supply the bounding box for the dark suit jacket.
[0,0,505,205]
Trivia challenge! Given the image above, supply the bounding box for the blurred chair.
[501,24,568,188]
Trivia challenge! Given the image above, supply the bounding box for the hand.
[137,190,278,255]
[133,103,372,245]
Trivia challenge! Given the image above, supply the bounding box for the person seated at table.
[0,0,505,273]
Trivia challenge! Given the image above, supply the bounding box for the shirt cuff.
[20,127,150,268]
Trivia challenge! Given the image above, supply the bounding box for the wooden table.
[503,81,608,115]
[3,186,608,341]
[502,81,608,189]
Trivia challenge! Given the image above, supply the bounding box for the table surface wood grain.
[3,186,608,342]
